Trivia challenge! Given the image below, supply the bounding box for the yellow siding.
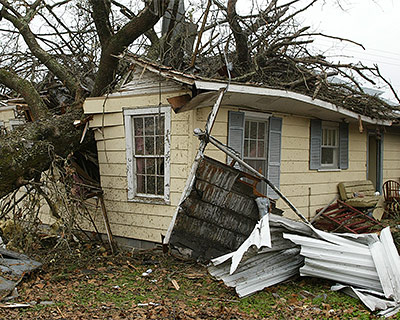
[82,86,400,243]
[0,108,16,130]
[383,131,400,182]
[279,116,367,218]
[83,89,194,243]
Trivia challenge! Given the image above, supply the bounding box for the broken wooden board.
[168,156,261,260]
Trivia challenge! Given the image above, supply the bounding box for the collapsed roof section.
[114,54,398,125]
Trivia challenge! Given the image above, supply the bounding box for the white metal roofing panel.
[209,248,303,298]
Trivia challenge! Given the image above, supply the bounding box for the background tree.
[0,0,398,199]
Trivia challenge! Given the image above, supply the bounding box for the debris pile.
[208,198,400,316]
[0,247,41,303]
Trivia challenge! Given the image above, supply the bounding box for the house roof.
[116,54,396,126]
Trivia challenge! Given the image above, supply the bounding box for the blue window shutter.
[227,111,245,164]
[310,119,322,170]
[339,122,349,169]
[267,117,282,199]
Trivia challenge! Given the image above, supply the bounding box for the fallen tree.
[0,0,398,201]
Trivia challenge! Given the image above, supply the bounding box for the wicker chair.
[382,180,400,215]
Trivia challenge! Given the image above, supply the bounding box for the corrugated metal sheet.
[208,211,312,298]
[284,226,400,315]
[209,247,303,298]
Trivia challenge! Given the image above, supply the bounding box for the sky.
[235,0,400,102]
[297,0,400,101]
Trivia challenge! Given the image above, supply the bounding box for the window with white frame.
[124,107,170,202]
[228,111,282,199]
[321,124,339,168]
[310,119,348,170]
[243,118,268,193]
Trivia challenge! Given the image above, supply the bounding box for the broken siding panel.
[116,68,186,95]
[169,156,260,259]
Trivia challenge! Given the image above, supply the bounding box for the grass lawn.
[0,243,390,320]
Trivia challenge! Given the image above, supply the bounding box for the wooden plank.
[171,121,189,135]
[90,112,124,128]
[98,150,126,164]
[280,171,366,185]
[170,177,187,193]
[170,164,189,179]
[100,176,127,189]
[96,138,126,152]
[281,136,309,149]
[94,126,125,141]
[99,163,126,177]
[170,135,189,150]
[282,124,309,138]
[99,198,176,217]
[103,210,173,230]
[84,90,190,114]
[170,149,189,164]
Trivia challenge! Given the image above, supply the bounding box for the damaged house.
[61,54,400,253]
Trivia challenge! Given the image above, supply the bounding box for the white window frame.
[243,112,270,194]
[124,107,171,203]
[320,122,339,169]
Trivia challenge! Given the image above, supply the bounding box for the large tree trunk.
[0,108,90,199]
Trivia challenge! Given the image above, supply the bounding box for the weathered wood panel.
[169,156,260,259]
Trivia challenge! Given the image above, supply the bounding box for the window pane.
[258,141,265,157]
[245,121,249,139]
[146,158,155,174]
[258,123,265,140]
[250,122,257,139]
[156,136,164,155]
[137,175,145,193]
[135,137,144,155]
[155,115,164,135]
[249,140,256,157]
[144,117,154,135]
[244,139,249,157]
[321,148,334,165]
[157,158,164,175]
[145,137,155,155]
[156,176,164,195]
[147,176,155,194]
[134,118,143,136]
[136,158,145,174]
